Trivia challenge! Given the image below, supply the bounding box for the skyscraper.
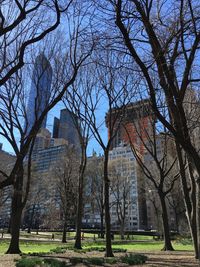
[53,108,80,150]
[26,54,52,132]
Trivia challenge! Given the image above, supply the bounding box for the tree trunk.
[62,220,67,243]
[100,211,104,238]
[104,150,114,257]
[6,186,23,254]
[74,178,83,249]
[176,143,199,258]
[120,221,125,240]
[27,205,35,234]
[197,179,200,261]
[159,193,174,251]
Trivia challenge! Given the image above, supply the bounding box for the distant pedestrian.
[51,233,55,240]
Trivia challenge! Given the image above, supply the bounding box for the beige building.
[108,143,147,230]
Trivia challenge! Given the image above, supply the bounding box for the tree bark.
[176,143,199,258]
[6,175,23,254]
[159,193,174,251]
[104,150,114,257]
[120,221,125,240]
[27,204,35,234]
[100,211,104,238]
[62,220,67,243]
[74,146,86,250]
[74,177,83,249]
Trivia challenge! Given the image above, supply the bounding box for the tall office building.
[26,54,52,132]
[53,109,80,150]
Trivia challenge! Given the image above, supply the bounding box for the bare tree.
[109,158,132,240]
[94,0,200,259]
[73,51,135,256]
[124,112,179,250]
[85,153,104,238]
[0,0,70,86]
[0,2,93,253]
[54,147,78,243]
[63,74,92,249]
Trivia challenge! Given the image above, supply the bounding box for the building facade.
[26,53,52,132]
[109,144,147,230]
[105,99,154,154]
[53,109,80,152]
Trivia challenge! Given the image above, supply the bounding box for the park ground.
[0,231,199,266]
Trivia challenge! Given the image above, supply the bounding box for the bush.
[16,257,43,267]
[43,258,67,267]
[176,238,193,245]
[112,248,127,253]
[121,253,147,265]
[105,258,118,264]
[50,247,66,254]
[82,246,127,253]
[85,257,104,266]
[70,257,84,265]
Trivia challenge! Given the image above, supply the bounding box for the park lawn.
[83,241,194,252]
[0,241,67,254]
[0,239,194,254]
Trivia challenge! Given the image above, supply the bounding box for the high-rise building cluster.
[0,54,185,232]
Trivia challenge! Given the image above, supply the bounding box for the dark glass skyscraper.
[26,54,52,132]
[53,109,80,151]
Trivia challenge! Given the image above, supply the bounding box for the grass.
[0,241,67,254]
[83,240,194,252]
[0,238,194,255]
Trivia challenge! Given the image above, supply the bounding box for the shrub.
[112,248,127,253]
[50,247,66,254]
[105,258,118,264]
[121,253,147,265]
[43,258,67,267]
[70,257,84,265]
[16,257,43,267]
[85,257,104,266]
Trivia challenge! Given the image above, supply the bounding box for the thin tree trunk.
[100,211,104,238]
[74,175,83,249]
[74,146,87,249]
[120,221,125,240]
[28,205,35,234]
[104,150,114,257]
[62,220,67,243]
[159,194,174,251]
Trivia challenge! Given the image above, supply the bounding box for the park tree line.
[0,0,200,262]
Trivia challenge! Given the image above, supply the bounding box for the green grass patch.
[0,238,194,256]
[0,240,71,254]
[83,240,194,252]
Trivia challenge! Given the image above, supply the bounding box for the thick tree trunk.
[62,221,67,243]
[159,194,174,251]
[104,150,114,257]
[197,180,200,261]
[6,186,23,254]
[176,144,199,258]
